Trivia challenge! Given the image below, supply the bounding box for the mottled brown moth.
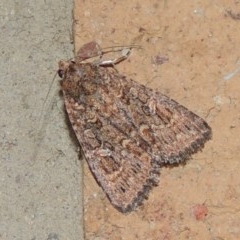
[58,41,212,213]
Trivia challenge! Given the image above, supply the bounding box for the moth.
[58,42,212,213]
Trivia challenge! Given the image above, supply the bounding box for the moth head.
[58,60,75,78]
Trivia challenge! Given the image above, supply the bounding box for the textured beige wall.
[73,1,240,239]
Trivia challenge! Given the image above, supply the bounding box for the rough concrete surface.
[73,0,240,239]
[0,1,83,239]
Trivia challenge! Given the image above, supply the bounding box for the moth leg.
[96,48,132,68]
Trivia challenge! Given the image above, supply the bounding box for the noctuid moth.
[58,41,212,213]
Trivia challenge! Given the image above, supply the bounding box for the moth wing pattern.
[59,50,211,212]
